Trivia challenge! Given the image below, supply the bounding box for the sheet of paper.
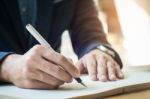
[0,67,149,99]
[0,95,20,99]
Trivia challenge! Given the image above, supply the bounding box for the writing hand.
[0,45,79,89]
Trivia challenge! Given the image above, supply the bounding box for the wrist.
[96,45,123,68]
[0,54,20,82]
[96,45,115,58]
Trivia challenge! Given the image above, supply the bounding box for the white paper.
[0,67,150,99]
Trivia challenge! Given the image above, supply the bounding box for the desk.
[105,89,150,99]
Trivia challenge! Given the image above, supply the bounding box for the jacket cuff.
[78,42,102,58]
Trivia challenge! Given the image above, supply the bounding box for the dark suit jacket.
[0,0,123,67]
[0,0,108,57]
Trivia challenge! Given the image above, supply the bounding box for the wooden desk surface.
[105,89,150,99]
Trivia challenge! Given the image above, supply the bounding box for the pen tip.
[80,82,87,88]
[74,78,87,87]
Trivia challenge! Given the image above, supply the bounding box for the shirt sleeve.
[0,52,14,63]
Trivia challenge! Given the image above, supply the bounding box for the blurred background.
[61,0,150,67]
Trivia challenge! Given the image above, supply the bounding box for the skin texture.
[0,45,79,89]
[0,45,124,89]
[76,49,124,82]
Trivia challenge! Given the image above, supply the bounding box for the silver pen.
[26,24,87,87]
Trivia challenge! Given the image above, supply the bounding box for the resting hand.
[76,49,124,82]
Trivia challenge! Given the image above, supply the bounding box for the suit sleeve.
[69,0,109,58]
[69,0,123,68]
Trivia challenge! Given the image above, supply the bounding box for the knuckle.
[25,56,34,66]
[30,53,37,58]
[43,50,53,59]
[55,67,63,75]
[110,63,115,69]
[109,64,114,69]
[115,64,121,70]
[33,45,44,53]
[58,55,66,62]
[107,61,114,67]
[41,61,49,69]
[43,65,50,72]
[97,54,106,60]
[101,54,106,59]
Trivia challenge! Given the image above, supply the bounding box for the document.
[0,66,149,99]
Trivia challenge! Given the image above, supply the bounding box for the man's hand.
[0,45,79,89]
[76,49,124,82]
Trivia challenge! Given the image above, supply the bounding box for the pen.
[26,24,87,87]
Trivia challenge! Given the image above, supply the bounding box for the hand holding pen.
[26,24,86,87]
[0,24,85,90]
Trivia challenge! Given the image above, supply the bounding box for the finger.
[27,45,47,57]
[85,55,97,81]
[22,80,59,89]
[68,58,83,72]
[28,69,64,86]
[43,50,79,78]
[106,55,124,79]
[37,59,73,83]
[76,60,87,74]
[96,55,108,82]
[107,61,118,81]
[115,64,124,79]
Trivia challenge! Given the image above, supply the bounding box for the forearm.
[69,0,109,57]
